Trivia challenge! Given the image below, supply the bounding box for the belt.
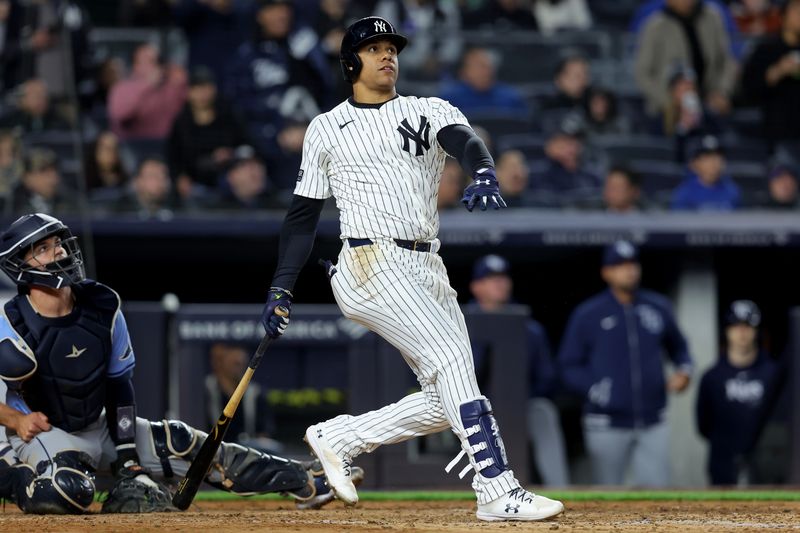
[347,238,432,252]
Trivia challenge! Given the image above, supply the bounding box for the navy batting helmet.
[0,213,85,289]
[340,16,407,83]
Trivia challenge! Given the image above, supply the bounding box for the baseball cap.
[769,164,798,181]
[602,240,638,266]
[725,300,761,327]
[229,145,260,168]
[687,134,724,161]
[472,254,510,281]
[189,65,216,86]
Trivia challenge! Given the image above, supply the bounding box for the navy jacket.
[696,352,777,485]
[558,289,693,428]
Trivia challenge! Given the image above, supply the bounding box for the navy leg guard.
[17,451,96,514]
[452,398,510,479]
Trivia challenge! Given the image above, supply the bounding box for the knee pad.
[149,419,199,478]
[20,451,95,514]
[448,398,510,479]
[209,442,309,495]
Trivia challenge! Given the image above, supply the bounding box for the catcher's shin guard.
[208,441,313,497]
[16,451,96,514]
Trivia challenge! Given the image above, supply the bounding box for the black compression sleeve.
[270,195,325,291]
[436,124,495,175]
[105,372,137,450]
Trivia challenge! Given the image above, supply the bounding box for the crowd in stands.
[0,0,799,217]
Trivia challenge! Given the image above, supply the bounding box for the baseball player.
[0,213,356,514]
[260,16,564,521]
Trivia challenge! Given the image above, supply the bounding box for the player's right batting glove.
[462,168,508,212]
[261,287,293,338]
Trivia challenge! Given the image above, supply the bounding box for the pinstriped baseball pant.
[324,239,518,503]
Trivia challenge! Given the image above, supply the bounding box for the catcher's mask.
[340,16,407,83]
[0,213,85,290]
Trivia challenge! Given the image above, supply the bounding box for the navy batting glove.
[261,287,293,339]
[461,168,508,212]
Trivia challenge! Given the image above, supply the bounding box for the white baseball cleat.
[304,424,359,506]
[476,488,564,521]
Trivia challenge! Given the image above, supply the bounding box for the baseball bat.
[172,306,288,510]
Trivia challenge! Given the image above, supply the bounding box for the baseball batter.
[261,17,564,521]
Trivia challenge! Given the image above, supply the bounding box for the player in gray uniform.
[260,17,564,521]
[0,213,354,514]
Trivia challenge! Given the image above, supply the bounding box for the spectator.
[439,47,529,117]
[730,0,782,37]
[558,240,693,487]
[462,0,538,30]
[11,148,75,215]
[533,0,592,35]
[400,0,463,80]
[467,254,569,487]
[603,165,642,213]
[108,43,188,141]
[580,87,631,137]
[167,66,247,200]
[672,134,741,210]
[84,131,129,192]
[213,145,279,210]
[437,158,466,210]
[764,164,799,209]
[540,52,592,113]
[630,0,743,59]
[172,0,255,85]
[657,65,721,161]
[635,0,737,118]
[529,121,602,208]
[225,0,330,162]
[112,156,174,218]
[696,300,778,485]
[15,0,93,100]
[0,0,23,91]
[0,130,23,199]
[495,149,532,207]
[741,0,800,148]
[205,342,279,452]
[0,78,71,134]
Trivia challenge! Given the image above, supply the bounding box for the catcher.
[0,213,361,514]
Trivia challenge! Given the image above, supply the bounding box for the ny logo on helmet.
[374,20,387,33]
[397,115,431,156]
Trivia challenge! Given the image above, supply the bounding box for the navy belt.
[348,238,432,252]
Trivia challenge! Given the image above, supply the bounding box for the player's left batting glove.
[261,287,293,339]
[462,168,508,212]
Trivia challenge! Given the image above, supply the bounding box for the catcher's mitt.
[102,472,176,513]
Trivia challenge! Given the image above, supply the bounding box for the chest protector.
[5,281,119,432]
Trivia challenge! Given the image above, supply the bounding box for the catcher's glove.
[102,463,176,513]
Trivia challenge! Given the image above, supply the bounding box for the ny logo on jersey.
[397,115,431,156]
[374,20,387,33]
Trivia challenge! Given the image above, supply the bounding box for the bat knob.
[275,305,289,317]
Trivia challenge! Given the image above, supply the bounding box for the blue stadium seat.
[495,133,546,159]
[593,134,675,163]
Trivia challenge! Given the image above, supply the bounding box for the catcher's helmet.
[0,213,85,289]
[340,16,407,83]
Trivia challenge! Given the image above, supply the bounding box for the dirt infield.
[1,500,799,532]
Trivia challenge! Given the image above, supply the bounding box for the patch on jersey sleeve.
[297,169,305,182]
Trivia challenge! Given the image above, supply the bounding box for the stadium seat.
[495,134,546,159]
[468,114,535,141]
[593,134,675,163]
[629,159,685,206]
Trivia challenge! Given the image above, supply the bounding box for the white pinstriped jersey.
[293,94,469,241]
